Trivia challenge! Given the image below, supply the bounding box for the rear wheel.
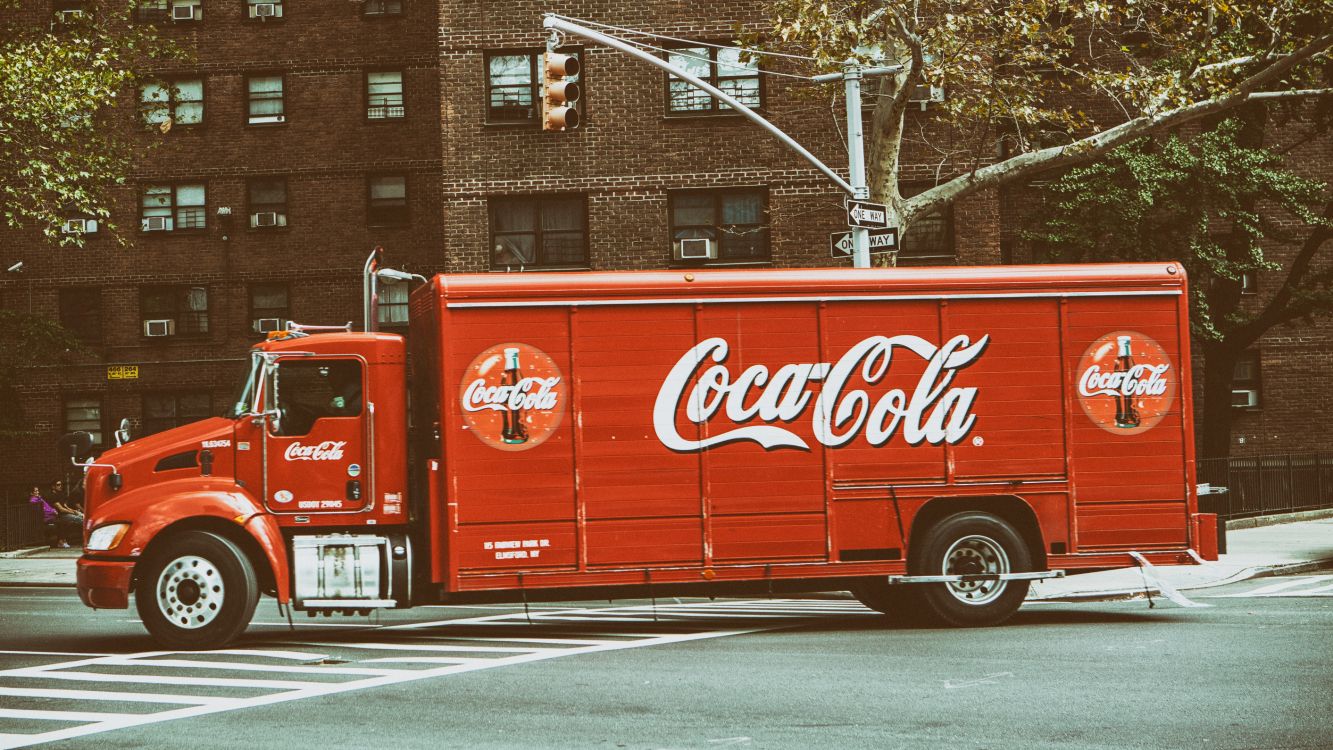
[911,511,1032,627]
[135,531,259,650]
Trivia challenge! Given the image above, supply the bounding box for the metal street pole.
[843,60,870,269]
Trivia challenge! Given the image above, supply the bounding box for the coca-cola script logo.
[654,334,989,452]
[1076,330,1176,436]
[284,441,346,461]
[460,343,566,452]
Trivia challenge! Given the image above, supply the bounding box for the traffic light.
[542,52,581,131]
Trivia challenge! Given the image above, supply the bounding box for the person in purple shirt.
[29,485,79,548]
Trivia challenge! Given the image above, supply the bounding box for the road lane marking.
[99,658,401,677]
[0,598,875,749]
[1207,575,1333,598]
[11,671,327,690]
[0,688,224,705]
[0,708,129,723]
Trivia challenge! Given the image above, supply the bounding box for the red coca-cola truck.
[75,256,1217,648]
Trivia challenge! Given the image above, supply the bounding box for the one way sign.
[830,227,898,258]
[846,199,890,229]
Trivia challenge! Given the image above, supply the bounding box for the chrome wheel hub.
[156,555,224,629]
[942,535,1010,606]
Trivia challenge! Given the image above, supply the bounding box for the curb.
[0,547,52,560]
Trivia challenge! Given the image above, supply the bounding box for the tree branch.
[902,33,1333,225]
[1232,198,1333,347]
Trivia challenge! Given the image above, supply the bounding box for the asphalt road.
[0,574,1330,750]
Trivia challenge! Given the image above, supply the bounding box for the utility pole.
[842,61,870,269]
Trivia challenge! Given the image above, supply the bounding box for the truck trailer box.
[413,263,1205,593]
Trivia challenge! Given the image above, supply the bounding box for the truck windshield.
[228,354,262,418]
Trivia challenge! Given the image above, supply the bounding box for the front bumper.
[77,556,135,609]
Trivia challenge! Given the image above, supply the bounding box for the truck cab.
[77,326,412,648]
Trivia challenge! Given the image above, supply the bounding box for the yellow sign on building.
[107,365,139,380]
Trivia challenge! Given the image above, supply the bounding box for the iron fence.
[1197,453,1333,521]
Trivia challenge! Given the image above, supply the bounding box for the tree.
[0,1,173,246]
[759,1,1333,240]
[1023,114,1331,459]
[0,310,83,437]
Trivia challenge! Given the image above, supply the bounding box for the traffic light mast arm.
[542,14,856,196]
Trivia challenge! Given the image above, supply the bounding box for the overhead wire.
[547,14,820,61]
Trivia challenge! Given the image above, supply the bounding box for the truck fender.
[96,481,290,603]
[241,512,291,603]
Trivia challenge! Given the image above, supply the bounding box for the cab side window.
[272,360,363,436]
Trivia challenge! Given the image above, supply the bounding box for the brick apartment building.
[0,1,1329,492]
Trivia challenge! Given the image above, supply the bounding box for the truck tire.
[851,578,924,625]
[910,511,1031,628]
[135,531,259,650]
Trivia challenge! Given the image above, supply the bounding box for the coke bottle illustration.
[1114,335,1141,429]
[500,347,529,444]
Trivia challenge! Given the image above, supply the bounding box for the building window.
[246,74,284,124]
[666,46,760,115]
[59,288,102,344]
[1240,271,1257,295]
[377,281,409,329]
[140,78,204,128]
[247,177,288,228]
[362,0,401,16]
[64,397,104,449]
[136,0,202,23]
[141,286,209,337]
[490,195,588,269]
[898,185,956,266]
[367,175,408,226]
[1232,350,1262,409]
[367,70,405,119]
[485,49,581,124]
[249,282,289,334]
[669,188,769,265]
[142,392,212,436]
[245,0,282,19]
[141,183,206,232]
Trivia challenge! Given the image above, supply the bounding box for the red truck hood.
[87,417,235,514]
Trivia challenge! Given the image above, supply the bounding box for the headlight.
[86,523,130,552]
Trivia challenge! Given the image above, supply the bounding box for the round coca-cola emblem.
[1075,331,1177,436]
[459,343,566,451]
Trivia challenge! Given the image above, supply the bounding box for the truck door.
[243,357,371,514]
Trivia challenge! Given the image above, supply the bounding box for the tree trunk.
[1199,342,1242,460]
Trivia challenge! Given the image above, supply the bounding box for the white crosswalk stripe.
[1207,575,1333,598]
[0,598,874,749]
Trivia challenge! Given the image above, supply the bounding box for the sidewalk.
[1,515,1330,598]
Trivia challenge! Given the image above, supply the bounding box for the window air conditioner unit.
[254,317,285,333]
[62,218,96,234]
[144,319,176,337]
[254,211,278,227]
[143,216,168,231]
[908,84,945,109]
[58,9,85,22]
[253,2,276,18]
[678,238,717,260]
[171,4,195,21]
[1231,389,1259,408]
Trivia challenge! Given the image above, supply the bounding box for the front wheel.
[135,531,259,650]
[912,512,1032,627]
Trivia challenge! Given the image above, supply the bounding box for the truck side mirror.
[57,431,94,465]
[114,418,132,448]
